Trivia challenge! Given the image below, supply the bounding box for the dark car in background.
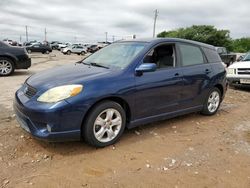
[26,43,52,54]
[14,38,227,147]
[0,41,31,76]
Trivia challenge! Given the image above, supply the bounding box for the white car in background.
[61,45,87,55]
[227,52,250,86]
[57,42,67,50]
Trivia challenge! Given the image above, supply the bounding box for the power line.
[25,25,28,42]
[153,9,159,38]
[44,28,47,41]
[105,32,108,43]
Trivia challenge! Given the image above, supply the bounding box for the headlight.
[37,85,83,103]
[227,68,235,75]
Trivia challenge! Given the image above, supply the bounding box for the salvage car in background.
[0,41,31,76]
[14,38,227,147]
[88,44,99,53]
[215,47,237,67]
[26,43,52,54]
[61,45,87,55]
[227,52,250,86]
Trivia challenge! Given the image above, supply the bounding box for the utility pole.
[105,32,108,43]
[19,35,22,43]
[112,35,115,42]
[25,25,28,42]
[44,28,47,41]
[153,9,159,38]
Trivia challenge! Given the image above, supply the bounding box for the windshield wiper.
[82,61,110,69]
[89,62,109,69]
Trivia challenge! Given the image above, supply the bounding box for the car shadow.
[31,112,204,156]
[11,70,33,76]
[232,85,250,92]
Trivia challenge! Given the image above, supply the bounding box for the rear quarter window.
[203,48,222,63]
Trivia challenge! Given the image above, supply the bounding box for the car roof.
[119,38,215,50]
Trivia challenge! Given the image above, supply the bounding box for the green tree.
[157,25,232,50]
[231,38,250,53]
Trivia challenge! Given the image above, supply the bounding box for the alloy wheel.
[93,108,122,143]
[207,91,220,113]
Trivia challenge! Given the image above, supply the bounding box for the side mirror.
[135,63,157,74]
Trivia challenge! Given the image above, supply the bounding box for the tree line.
[157,25,250,53]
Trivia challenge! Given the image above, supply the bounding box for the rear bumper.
[13,88,89,142]
[15,57,31,69]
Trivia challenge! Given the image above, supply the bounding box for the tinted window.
[179,44,204,66]
[203,48,222,63]
[143,44,175,69]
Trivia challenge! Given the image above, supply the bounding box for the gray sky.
[0,0,249,43]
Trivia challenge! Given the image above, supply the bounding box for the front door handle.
[174,73,180,77]
[205,69,211,74]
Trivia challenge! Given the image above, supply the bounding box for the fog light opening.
[47,124,52,132]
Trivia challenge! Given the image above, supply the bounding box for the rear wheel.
[0,58,15,76]
[45,50,50,54]
[201,88,221,115]
[81,51,85,55]
[27,49,32,54]
[67,50,71,55]
[82,101,126,147]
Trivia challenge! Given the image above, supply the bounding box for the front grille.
[237,68,250,75]
[24,84,37,98]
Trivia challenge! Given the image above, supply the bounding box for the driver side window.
[143,44,176,69]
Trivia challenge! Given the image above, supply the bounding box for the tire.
[82,101,126,147]
[45,50,50,54]
[0,57,15,76]
[201,88,221,115]
[27,49,32,54]
[67,50,71,55]
[81,51,85,55]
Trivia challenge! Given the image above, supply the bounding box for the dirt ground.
[0,51,250,188]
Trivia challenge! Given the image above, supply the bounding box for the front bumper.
[227,75,250,85]
[14,88,89,142]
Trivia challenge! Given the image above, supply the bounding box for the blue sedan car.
[14,38,227,147]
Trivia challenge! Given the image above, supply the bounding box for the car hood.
[26,63,113,90]
[229,61,250,68]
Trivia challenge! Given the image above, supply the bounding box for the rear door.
[177,43,212,108]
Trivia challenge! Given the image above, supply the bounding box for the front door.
[135,44,184,120]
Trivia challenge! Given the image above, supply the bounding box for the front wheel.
[201,88,221,115]
[82,101,126,147]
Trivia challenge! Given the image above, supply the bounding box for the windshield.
[242,53,250,61]
[83,42,146,69]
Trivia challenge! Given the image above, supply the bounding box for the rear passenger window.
[179,44,204,66]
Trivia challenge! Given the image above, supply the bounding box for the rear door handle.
[174,73,180,77]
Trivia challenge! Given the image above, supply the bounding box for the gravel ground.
[0,51,250,188]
